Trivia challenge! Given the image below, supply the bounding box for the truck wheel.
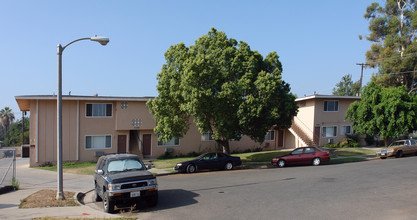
[147,192,158,207]
[103,192,115,213]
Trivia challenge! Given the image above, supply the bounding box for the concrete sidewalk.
[0,158,120,219]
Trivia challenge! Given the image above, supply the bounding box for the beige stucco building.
[15,94,360,167]
[288,94,361,147]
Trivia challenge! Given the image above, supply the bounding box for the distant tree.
[4,117,29,146]
[332,74,361,96]
[0,107,15,137]
[363,0,417,91]
[345,82,417,146]
[147,28,298,154]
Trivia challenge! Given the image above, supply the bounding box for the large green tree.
[332,74,361,96]
[363,0,417,91]
[147,28,298,154]
[4,117,29,146]
[0,107,15,137]
[346,82,417,146]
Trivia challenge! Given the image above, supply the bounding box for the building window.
[265,130,275,141]
[85,135,112,149]
[202,133,215,141]
[324,101,338,112]
[322,126,337,137]
[341,125,352,135]
[86,104,112,117]
[158,137,180,146]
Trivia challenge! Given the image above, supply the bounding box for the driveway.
[0,158,117,219]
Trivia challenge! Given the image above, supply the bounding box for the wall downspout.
[76,100,79,161]
[36,100,39,163]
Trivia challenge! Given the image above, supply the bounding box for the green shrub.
[365,135,375,146]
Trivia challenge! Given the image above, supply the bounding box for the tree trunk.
[384,137,392,147]
[215,139,231,154]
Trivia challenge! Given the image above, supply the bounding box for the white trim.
[296,94,361,102]
[84,134,112,150]
[76,101,79,161]
[15,95,153,102]
[36,100,39,163]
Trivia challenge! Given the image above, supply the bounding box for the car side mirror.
[146,164,153,169]
[96,169,104,175]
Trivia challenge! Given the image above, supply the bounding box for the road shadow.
[120,189,199,214]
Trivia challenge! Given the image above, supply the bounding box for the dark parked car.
[94,154,158,213]
[271,147,330,168]
[174,152,242,173]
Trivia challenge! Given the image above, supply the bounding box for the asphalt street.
[88,156,417,220]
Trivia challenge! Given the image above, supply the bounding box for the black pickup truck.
[93,154,158,213]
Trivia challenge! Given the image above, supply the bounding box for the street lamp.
[56,36,109,200]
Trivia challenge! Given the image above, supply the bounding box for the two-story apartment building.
[15,94,360,167]
[15,95,278,167]
[286,94,361,148]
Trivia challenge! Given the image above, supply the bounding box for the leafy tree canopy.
[363,0,417,92]
[147,28,298,154]
[332,74,361,96]
[345,82,417,145]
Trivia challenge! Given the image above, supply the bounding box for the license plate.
[381,153,386,156]
[130,191,141,197]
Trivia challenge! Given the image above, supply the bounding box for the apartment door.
[117,135,127,153]
[143,134,152,156]
[314,127,321,145]
[277,130,284,148]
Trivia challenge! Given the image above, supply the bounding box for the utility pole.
[356,63,370,95]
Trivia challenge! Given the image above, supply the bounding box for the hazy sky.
[0,0,377,118]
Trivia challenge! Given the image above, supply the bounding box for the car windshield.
[388,141,405,147]
[107,158,144,172]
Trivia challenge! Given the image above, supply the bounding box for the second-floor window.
[86,104,112,117]
[324,100,338,112]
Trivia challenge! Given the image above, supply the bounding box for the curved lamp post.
[57,36,109,200]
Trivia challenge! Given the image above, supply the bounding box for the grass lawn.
[38,162,97,175]
[152,150,292,169]
[35,148,376,172]
[332,148,376,157]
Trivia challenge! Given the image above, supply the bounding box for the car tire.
[277,160,286,168]
[224,162,233,170]
[186,164,196,173]
[312,157,321,166]
[395,151,403,158]
[147,192,158,207]
[103,192,115,213]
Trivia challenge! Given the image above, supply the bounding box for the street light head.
[90,36,109,46]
